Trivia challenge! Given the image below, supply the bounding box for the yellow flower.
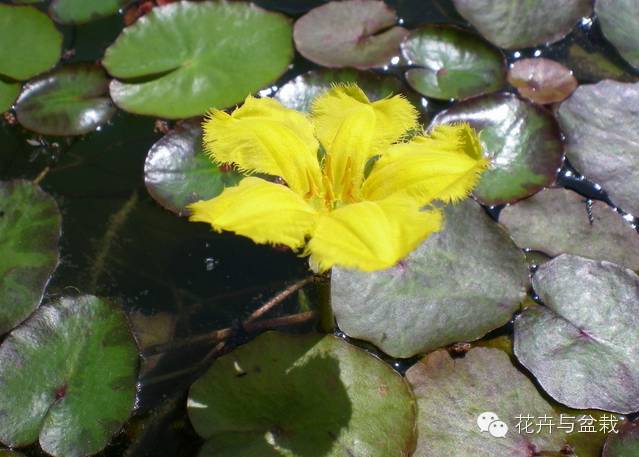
[188,84,488,272]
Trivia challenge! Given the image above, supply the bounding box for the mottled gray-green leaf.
[401,25,505,100]
[0,295,139,457]
[452,0,592,49]
[331,199,528,358]
[50,0,128,24]
[0,180,61,335]
[406,348,566,457]
[188,331,416,457]
[515,254,639,413]
[557,80,639,215]
[603,419,639,457]
[500,188,639,270]
[144,119,242,216]
[595,0,639,70]
[293,0,407,69]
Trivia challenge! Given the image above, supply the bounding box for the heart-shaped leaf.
[49,0,128,24]
[293,0,407,69]
[595,0,639,70]
[0,4,62,80]
[515,254,639,413]
[0,180,61,335]
[0,79,20,112]
[432,93,564,205]
[331,199,528,358]
[500,188,639,270]
[0,295,139,457]
[144,119,242,216]
[507,58,577,104]
[557,80,639,215]
[103,1,293,118]
[406,347,567,457]
[452,0,592,49]
[188,331,416,457]
[603,419,639,457]
[15,64,116,136]
[401,25,505,100]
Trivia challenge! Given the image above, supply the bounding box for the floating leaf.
[507,58,577,104]
[0,180,61,335]
[188,331,416,457]
[595,0,639,70]
[144,119,242,216]
[432,93,563,205]
[566,44,638,84]
[0,4,62,80]
[515,254,639,413]
[0,295,139,457]
[452,0,592,49]
[293,0,407,69]
[0,452,26,457]
[603,419,639,457]
[50,0,128,24]
[401,25,505,100]
[406,348,566,457]
[500,188,639,270]
[331,199,528,358]
[0,79,20,112]
[557,80,639,215]
[14,64,116,136]
[103,1,293,118]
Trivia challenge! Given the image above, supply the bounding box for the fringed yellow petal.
[202,96,322,198]
[363,123,489,204]
[188,177,319,249]
[306,197,442,272]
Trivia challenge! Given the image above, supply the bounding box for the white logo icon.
[477,412,508,438]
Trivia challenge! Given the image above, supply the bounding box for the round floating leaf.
[566,44,638,84]
[274,68,405,112]
[0,79,20,112]
[0,295,139,457]
[557,80,639,215]
[0,5,62,80]
[0,452,26,457]
[401,25,505,100]
[432,93,564,205]
[103,1,293,118]
[452,0,591,49]
[331,199,528,358]
[603,419,639,457]
[515,254,639,413]
[14,64,116,136]
[596,0,639,70]
[50,0,128,24]
[0,180,61,335]
[507,58,577,104]
[406,348,566,457]
[293,0,407,69]
[188,331,416,457]
[500,188,639,270]
[144,119,242,216]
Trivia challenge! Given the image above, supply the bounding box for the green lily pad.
[401,25,505,100]
[144,119,242,216]
[507,58,577,104]
[566,44,638,83]
[500,188,639,270]
[603,419,639,457]
[293,0,408,69]
[0,452,26,457]
[406,348,567,457]
[103,1,293,118]
[188,331,416,457]
[432,93,564,205]
[452,0,592,49]
[514,254,639,413]
[14,64,116,136]
[0,79,20,112]
[331,199,528,358]
[595,0,639,70]
[557,80,639,215]
[0,180,61,335]
[0,4,62,80]
[0,295,139,457]
[50,0,128,24]
[274,68,405,112]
